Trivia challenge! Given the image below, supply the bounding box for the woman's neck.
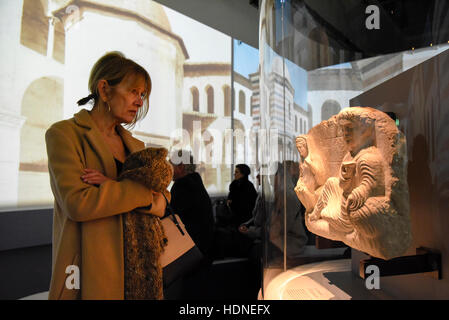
[90,105,119,137]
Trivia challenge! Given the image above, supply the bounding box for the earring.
[106,102,111,112]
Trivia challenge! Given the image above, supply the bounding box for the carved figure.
[294,135,326,213]
[295,107,411,260]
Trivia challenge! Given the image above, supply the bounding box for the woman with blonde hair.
[45,52,168,299]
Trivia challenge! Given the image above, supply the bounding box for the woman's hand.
[81,168,112,186]
[149,191,167,217]
[134,191,168,218]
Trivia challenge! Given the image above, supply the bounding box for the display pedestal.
[359,247,442,280]
[260,259,393,300]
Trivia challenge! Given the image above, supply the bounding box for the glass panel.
[232,39,260,183]
[260,0,449,299]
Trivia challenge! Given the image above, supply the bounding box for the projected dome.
[52,0,172,33]
[84,0,172,32]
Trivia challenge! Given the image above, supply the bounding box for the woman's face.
[108,74,147,124]
[234,167,243,180]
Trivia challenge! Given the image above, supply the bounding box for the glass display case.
[258,0,449,300]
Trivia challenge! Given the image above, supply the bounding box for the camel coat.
[45,109,166,300]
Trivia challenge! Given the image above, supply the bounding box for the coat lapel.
[116,125,145,154]
[74,109,117,179]
[73,109,145,179]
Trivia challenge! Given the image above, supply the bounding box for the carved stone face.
[297,139,308,158]
[340,120,373,153]
[341,161,356,179]
[341,121,357,149]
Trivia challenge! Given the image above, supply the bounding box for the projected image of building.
[0,0,233,207]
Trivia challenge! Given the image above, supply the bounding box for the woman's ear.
[97,79,110,102]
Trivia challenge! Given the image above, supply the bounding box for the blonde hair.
[77,51,151,128]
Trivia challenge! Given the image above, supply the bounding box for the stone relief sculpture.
[295,135,327,213]
[294,107,412,260]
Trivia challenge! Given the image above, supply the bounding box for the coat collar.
[74,109,144,178]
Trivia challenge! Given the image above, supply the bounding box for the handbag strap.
[161,192,185,236]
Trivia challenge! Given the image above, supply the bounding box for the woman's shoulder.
[232,178,255,193]
[243,178,255,188]
[46,117,78,138]
[228,179,240,193]
[47,109,92,136]
[246,180,257,194]
[46,113,93,147]
[45,118,83,155]
[229,179,241,188]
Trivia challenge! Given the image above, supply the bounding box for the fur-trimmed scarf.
[118,147,173,300]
